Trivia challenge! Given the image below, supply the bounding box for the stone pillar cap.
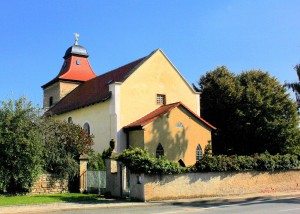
[79,154,89,160]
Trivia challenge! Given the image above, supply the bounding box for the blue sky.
[1,0,300,106]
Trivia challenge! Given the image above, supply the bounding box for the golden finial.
[74,33,80,45]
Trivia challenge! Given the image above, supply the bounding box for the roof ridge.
[176,102,216,129]
[124,101,216,130]
[124,102,182,129]
[97,56,146,81]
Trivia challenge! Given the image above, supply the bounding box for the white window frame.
[196,144,203,160]
[156,94,166,105]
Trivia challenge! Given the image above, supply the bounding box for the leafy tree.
[285,64,300,109]
[41,117,94,182]
[0,97,95,193]
[0,98,43,193]
[196,67,300,156]
[87,151,106,170]
[195,66,242,154]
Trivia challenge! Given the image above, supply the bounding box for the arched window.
[196,144,203,160]
[49,96,53,107]
[156,143,164,158]
[68,117,73,123]
[83,122,90,135]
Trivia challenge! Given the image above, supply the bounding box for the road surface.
[45,196,300,214]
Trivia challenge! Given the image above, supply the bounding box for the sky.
[1,0,300,106]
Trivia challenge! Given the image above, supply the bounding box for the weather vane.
[74,33,80,45]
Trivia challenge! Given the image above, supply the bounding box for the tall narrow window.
[156,94,166,105]
[83,122,90,135]
[156,143,164,158]
[196,144,203,160]
[49,96,53,107]
[68,117,73,123]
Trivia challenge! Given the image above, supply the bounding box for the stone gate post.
[79,154,89,193]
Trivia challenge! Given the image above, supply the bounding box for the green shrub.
[102,148,113,159]
[236,155,256,170]
[117,148,299,175]
[195,152,299,172]
[87,152,106,170]
[117,148,188,174]
[255,152,276,171]
[255,152,299,171]
[0,98,44,193]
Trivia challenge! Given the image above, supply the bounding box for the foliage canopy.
[41,117,94,181]
[195,67,300,155]
[0,97,94,193]
[285,64,300,109]
[0,98,43,193]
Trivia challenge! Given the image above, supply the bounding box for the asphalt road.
[45,196,300,214]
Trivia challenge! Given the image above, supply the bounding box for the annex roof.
[124,102,216,130]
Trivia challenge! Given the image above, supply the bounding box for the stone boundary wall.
[31,174,68,194]
[130,170,300,201]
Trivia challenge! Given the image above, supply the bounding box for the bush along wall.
[195,152,299,172]
[117,148,300,175]
[117,148,189,174]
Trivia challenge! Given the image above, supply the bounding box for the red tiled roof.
[124,102,216,130]
[42,56,97,89]
[58,56,96,81]
[47,57,146,115]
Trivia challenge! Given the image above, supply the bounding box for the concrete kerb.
[2,191,300,214]
[0,200,162,214]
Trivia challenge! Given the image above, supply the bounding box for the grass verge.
[0,193,100,206]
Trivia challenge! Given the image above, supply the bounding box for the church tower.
[42,34,96,110]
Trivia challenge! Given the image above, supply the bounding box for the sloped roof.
[124,102,216,130]
[57,58,96,81]
[42,44,97,89]
[64,44,89,59]
[47,57,145,115]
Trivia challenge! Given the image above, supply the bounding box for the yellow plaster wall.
[55,101,111,152]
[128,130,144,149]
[119,50,200,130]
[143,106,211,166]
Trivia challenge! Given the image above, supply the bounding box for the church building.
[42,36,215,166]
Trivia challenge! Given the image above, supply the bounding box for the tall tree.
[285,64,300,108]
[196,66,241,154]
[236,71,299,155]
[0,98,43,193]
[0,97,95,194]
[196,67,300,156]
[41,117,94,182]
